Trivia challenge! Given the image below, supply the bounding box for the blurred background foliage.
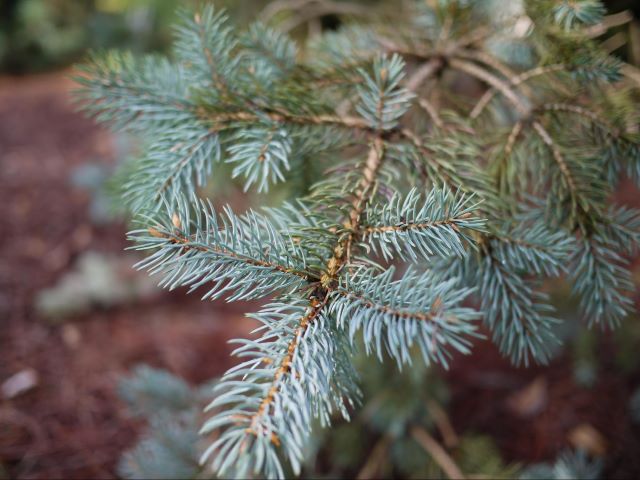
[1,0,639,73]
[0,0,271,72]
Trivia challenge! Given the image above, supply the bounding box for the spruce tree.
[76,1,640,478]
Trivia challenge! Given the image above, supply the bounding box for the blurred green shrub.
[0,0,192,73]
[0,0,380,73]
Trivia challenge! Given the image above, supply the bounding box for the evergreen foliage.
[117,363,521,479]
[77,1,640,478]
[520,449,603,480]
[117,366,205,480]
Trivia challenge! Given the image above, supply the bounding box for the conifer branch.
[329,267,480,367]
[246,295,329,442]
[142,228,311,281]
[361,188,486,261]
[130,200,314,301]
[194,11,233,98]
[495,120,525,191]
[332,289,438,322]
[199,135,390,479]
[479,251,558,366]
[244,137,385,447]
[532,120,579,203]
[77,3,640,477]
[202,109,371,131]
[538,103,621,136]
[451,60,584,215]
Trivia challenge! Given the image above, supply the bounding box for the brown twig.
[449,58,529,117]
[332,289,439,323]
[532,120,578,197]
[426,399,459,449]
[538,103,621,136]
[356,436,391,480]
[147,229,313,281]
[405,57,445,92]
[584,10,633,38]
[202,109,371,131]
[417,98,445,129]
[411,426,465,480]
[247,137,386,443]
[470,64,565,119]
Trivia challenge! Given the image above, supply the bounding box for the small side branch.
[417,98,444,129]
[202,109,371,131]
[248,295,328,442]
[495,121,524,189]
[532,120,578,196]
[147,228,313,281]
[362,216,472,235]
[399,127,457,188]
[195,13,232,98]
[538,103,621,136]
[505,121,524,158]
[248,138,387,440]
[332,289,439,323]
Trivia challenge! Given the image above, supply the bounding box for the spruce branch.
[174,6,238,99]
[361,188,486,261]
[570,209,640,328]
[492,226,573,277]
[200,299,359,479]
[124,126,221,212]
[330,267,481,368]
[75,51,193,132]
[477,252,559,366]
[356,54,415,131]
[240,22,298,83]
[201,134,390,479]
[552,0,606,30]
[571,236,634,328]
[76,2,640,477]
[531,120,580,207]
[200,109,371,131]
[130,198,313,301]
[226,126,292,193]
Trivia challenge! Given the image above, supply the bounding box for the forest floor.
[1,71,639,479]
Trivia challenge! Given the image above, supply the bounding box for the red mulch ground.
[0,71,639,479]
[0,72,254,479]
[446,336,640,478]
